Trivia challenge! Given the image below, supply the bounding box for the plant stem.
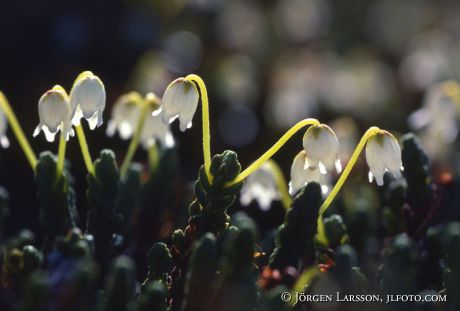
[148,144,159,171]
[119,103,149,178]
[226,118,320,187]
[75,124,94,175]
[56,132,66,178]
[185,74,212,183]
[266,159,292,210]
[0,91,37,170]
[316,126,380,245]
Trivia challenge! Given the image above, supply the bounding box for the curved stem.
[226,118,320,187]
[0,91,37,169]
[56,132,66,178]
[316,126,380,245]
[75,124,94,175]
[119,103,149,178]
[185,74,212,182]
[266,159,292,210]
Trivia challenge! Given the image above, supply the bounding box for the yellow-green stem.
[75,124,94,175]
[226,118,320,187]
[148,144,159,171]
[316,126,380,245]
[56,132,66,178]
[119,103,149,178]
[0,91,37,169]
[185,74,212,183]
[266,159,292,210]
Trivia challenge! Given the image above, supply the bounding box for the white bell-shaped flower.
[240,162,281,211]
[33,85,74,142]
[70,71,106,130]
[289,150,329,196]
[303,124,342,174]
[106,92,143,140]
[160,77,199,132]
[140,93,175,149]
[408,80,460,143]
[0,108,10,148]
[365,131,403,186]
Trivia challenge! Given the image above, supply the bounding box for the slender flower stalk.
[75,124,94,175]
[56,132,67,178]
[226,118,320,187]
[265,160,292,210]
[0,91,37,169]
[316,126,380,245]
[184,74,212,182]
[120,99,150,178]
[148,144,159,171]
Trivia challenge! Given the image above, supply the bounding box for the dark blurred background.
[1,0,460,236]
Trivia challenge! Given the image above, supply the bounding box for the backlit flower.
[0,108,9,148]
[140,93,175,149]
[33,85,74,142]
[408,80,460,144]
[159,77,199,132]
[240,162,280,211]
[365,131,403,186]
[70,71,106,130]
[289,150,328,195]
[106,92,143,140]
[303,124,341,174]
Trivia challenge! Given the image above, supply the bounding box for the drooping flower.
[69,71,106,130]
[289,150,329,196]
[140,93,175,149]
[303,124,341,174]
[240,162,281,211]
[159,77,199,132]
[33,85,74,142]
[0,108,9,148]
[106,92,143,140]
[408,80,460,144]
[365,131,403,186]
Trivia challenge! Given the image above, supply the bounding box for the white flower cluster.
[106,76,200,150]
[240,124,404,211]
[33,72,105,142]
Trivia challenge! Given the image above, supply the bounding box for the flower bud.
[160,77,199,132]
[240,162,280,211]
[365,130,403,186]
[0,108,9,148]
[303,124,341,174]
[33,85,74,142]
[70,71,106,130]
[289,150,328,196]
[106,92,143,140]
